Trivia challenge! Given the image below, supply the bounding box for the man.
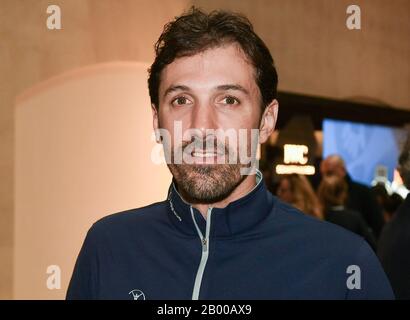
[67,7,393,299]
[378,143,410,299]
[320,155,385,238]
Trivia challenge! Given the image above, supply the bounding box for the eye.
[220,95,240,105]
[171,96,192,107]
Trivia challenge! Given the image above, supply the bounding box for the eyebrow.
[216,84,250,95]
[163,84,250,98]
[163,85,190,98]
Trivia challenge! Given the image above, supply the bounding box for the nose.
[190,102,217,135]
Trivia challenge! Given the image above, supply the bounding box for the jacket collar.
[167,169,274,237]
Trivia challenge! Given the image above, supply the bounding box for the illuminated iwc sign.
[275,144,315,175]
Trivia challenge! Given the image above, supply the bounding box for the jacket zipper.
[190,206,213,300]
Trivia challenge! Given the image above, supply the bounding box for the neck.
[180,174,257,220]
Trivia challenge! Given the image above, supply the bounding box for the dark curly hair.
[148,6,278,110]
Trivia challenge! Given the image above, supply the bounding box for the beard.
[166,134,250,204]
[168,162,246,204]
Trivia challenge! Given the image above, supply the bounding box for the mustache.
[180,136,230,155]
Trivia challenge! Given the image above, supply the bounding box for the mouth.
[192,151,221,158]
[188,150,225,164]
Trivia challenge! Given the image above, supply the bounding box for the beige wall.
[14,62,172,299]
[1,0,409,299]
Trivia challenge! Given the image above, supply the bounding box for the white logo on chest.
[129,289,146,300]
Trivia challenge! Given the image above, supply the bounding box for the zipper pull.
[202,237,207,252]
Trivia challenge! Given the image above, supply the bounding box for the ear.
[259,99,279,144]
[151,104,160,143]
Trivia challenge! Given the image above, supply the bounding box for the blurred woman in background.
[318,176,377,251]
[276,174,323,219]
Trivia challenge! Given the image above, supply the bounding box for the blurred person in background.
[321,155,385,238]
[276,174,323,219]
[318,176,377,251]
[371,184,404,222]
[371,184,389,216]
[378,144,410,299]
[384,193,404,222]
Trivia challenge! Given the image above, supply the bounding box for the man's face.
[152,43,277,203]
[320,160,346,179]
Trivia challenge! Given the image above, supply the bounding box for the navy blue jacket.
[67,173,394,299]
